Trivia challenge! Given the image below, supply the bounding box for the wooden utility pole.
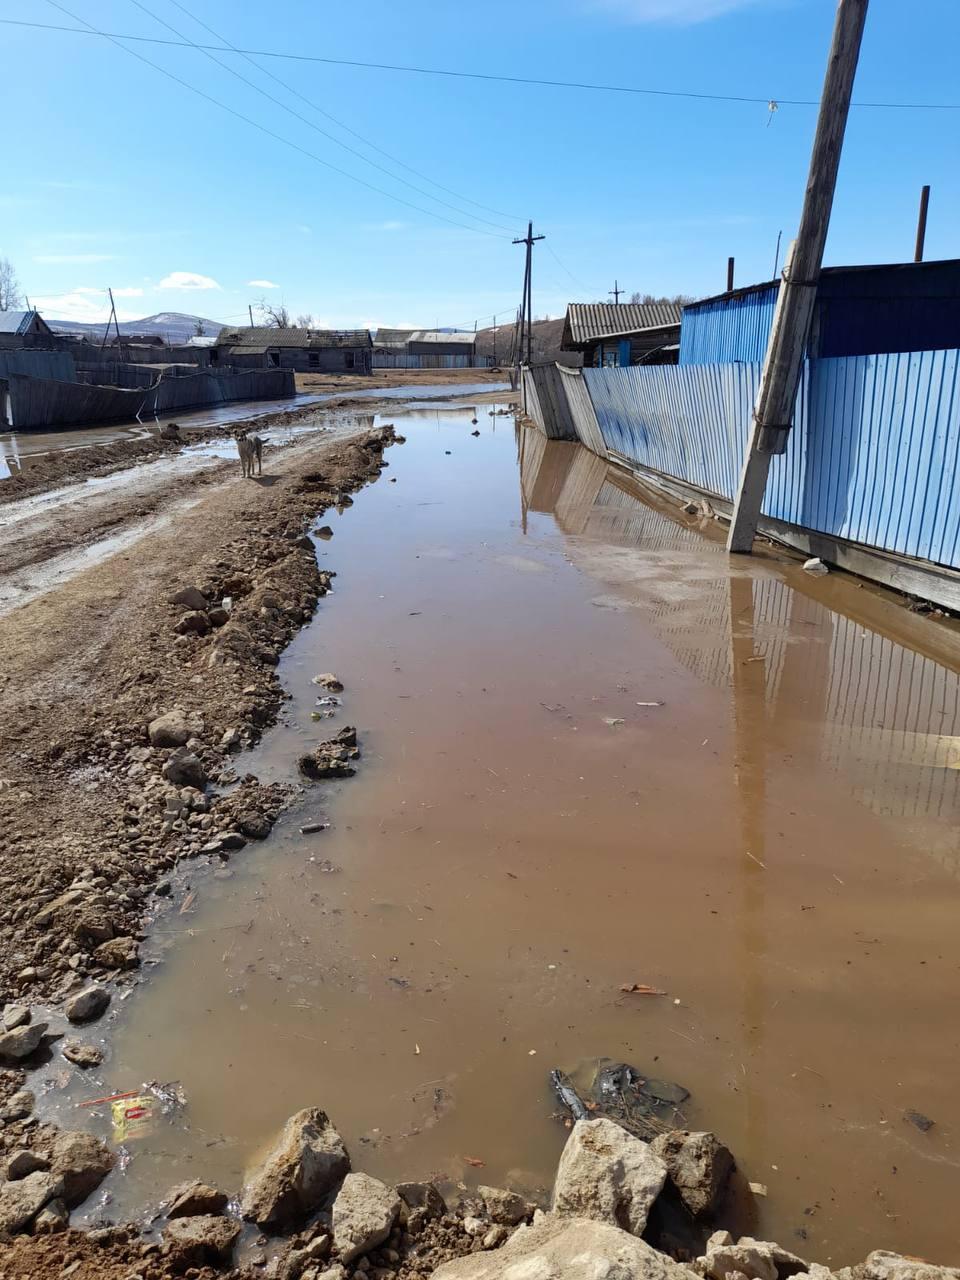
[914,184,930,262]
[727,257,735,292]
[492,314,497,366]
[610,280,623,304]
[727,0,868,554]
[248,304,255,328]
[513,221,544,366]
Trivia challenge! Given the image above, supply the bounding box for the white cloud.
[158,271,222,291]
[33,253,116,264]
[248,278,279,289]
[36,291,141,324]
[587,0,768,22]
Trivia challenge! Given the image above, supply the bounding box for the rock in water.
[62,1040,104,1068]
[432,1213,700,1280]
[48,1131,114,1208]
[696,1232,809,1280]
[240,1108,350,1232]
[163,1214,240,1267]
[64,984,110,1025]
[332,1172,401,1263]
[552,1117,667,1237]
[165,1180,229,1219]
[857,1251,960,1280]
[649,1130,734,1217]
[0,1172,63,1235]
[298,726,360,781]
[93,936,140,970]
[0,1021,48,1062]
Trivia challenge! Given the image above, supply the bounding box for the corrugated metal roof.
[374,328,475,348]
[218,327,372,349]
[228,345,271,356]
[562,303,682,349]
[0,310,39,335]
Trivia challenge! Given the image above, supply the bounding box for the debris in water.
[315,526,334,540]
[463,1156,485,1168]
[550,1070,589,1121]
[111,1094,155,1143]
[179,891,197,915]
[636,701,663,707]
[551,1060,690,1140]
[471,429,480,437]
[619,983,667,996]
[445,450,452,455]
[312,673,344,692]
[750,1182,769,1197]
[803,557,830,576]
[414,1043,421,1055]
[602,717,625,727]
[315,695,342,708]
[299,726,360,780]
[905,1109,934,1132]
[300,822,327,835]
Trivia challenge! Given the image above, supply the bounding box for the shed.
[0,310,55,350]
[560,303,682,367]
[372,328,479,369]
[214,327,372,374]
[679,259,960,365]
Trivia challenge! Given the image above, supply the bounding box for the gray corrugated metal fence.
[0,350,76,381]
[5,373,146,427]
[372,353,494,369]
[557,365,608,456]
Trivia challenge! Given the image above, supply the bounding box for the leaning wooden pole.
[727,0,868,554]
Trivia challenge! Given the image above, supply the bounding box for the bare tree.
[296,312,315,328]
[194,317,206,337]
[628,291,696,306]
[0,257,23,312]
[259,298,290,328]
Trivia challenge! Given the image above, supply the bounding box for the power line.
[7,17,960,110]
[545,242,603,295]
[127,0,516,233]
[165,0,519,223]
[42,2,515,240]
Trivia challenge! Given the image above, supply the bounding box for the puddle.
[33,404,960,1264]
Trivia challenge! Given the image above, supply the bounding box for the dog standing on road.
[234,429,264,479]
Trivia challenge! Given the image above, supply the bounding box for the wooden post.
[914,184,930,262]
[727,257,735,292]
[727,0,868,554]
[248,304,255,328]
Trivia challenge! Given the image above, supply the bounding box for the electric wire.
[126,0,516,233]
[165,0,520,223]
[42,2,516,240]
[6,17,960,110]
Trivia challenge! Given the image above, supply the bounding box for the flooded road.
[37,404,960,1265]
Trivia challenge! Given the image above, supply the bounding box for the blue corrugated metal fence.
[582,349,960,569]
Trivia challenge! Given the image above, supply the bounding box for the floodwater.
[36,404,960,1265]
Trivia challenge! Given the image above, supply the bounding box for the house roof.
[561,303,682,349]
[374,328,476,348]
[217,326,372,349]
[0,309,51,336]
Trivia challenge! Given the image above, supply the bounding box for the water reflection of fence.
[518,431,960,875]
[521,351,960,610]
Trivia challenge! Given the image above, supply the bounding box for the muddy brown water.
[35,403,960,1265]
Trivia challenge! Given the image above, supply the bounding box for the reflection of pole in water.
[727,574,768,1165]
[517,423,529,535]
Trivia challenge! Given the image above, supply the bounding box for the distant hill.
[476,317,579,367]
[46,312,223,343]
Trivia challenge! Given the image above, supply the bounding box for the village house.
[0,310,55,350]
[373,328,479,369]
[213,326,372,374]
[560,302,682,368]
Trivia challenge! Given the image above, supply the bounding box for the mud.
[12,407,956,1271]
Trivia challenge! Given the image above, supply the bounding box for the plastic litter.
[803,557,829,576]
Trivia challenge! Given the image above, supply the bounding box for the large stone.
[650,1130,735,1217]
[3,1150,49,1180]
[2,1004,31,1030]
[165,1180,229,1219]
[93,936,140,970]
[240,1108,350,1232]
[396,1181,446,1218]
[332,1172,400,1263]
[148,709,196,748]
[478,1184,536,1225]
[163,1214,240,1268]
[169,587,209,611]
[857,1253,960,1280]
[0,1020,48,1062]
[432,1213,700,1280]
[0,1171,62,1235]
[64,984,110,1025]
[553,1117,667,1237]
[162,747,208,789]
[697,1234,810,1280]
[62,1040,104,1068]
[48,1130,114,1208]
[33,1197,69,1235]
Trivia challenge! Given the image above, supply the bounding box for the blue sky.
[2,0,958,329]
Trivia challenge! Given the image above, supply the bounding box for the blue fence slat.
[582,350,960,570]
